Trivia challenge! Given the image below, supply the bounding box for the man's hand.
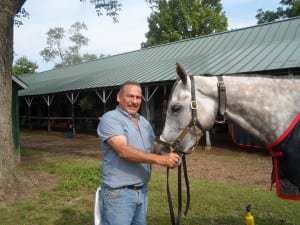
[158,152,181,168]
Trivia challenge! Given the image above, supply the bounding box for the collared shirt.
[97,106,155,188]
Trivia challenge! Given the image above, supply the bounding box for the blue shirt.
[97,106,155,188]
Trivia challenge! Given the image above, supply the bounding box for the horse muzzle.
[156,136,173,150]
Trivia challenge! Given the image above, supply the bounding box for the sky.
[14,0,280,72]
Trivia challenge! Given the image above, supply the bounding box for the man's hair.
[119,81,141,93]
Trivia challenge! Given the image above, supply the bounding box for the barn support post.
[24,96,34,130]
[42,95,54,132]
[96,89,113,114]
[66,92,79,135]
[142,86,158,122]
[205,131,212,151]
[162,84,168,122]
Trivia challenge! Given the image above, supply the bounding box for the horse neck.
[226,76,300,144]
[195,75,300,144]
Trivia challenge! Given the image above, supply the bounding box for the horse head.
[159,63,217,154]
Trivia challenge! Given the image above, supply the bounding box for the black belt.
[121,185,144,190]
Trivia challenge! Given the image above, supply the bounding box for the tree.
[141,0,228,48]
[0,0,121,200]
[12,56,38,76]
[40,22,102,69]
[256,0,300,24]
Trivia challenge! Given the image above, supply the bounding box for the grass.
[148,174,300,225]
[1,149,300,225]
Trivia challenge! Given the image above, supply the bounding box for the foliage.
[256,0,300,24]
[80,0,122,22]
[141,0,228,48]
[40,21,103,69]
[14,7,29,27]
[78,95,96,112]
[12,56,38,75]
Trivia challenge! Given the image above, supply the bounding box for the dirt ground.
[8,129,273,203]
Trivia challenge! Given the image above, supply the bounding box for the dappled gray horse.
[160,63,300,200]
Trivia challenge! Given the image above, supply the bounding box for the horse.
[159,63,300,200]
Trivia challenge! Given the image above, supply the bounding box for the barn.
[18,17,300,138]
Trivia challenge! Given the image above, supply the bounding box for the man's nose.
[132,97,138,103]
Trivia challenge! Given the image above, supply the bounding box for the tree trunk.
[0,0,25,200]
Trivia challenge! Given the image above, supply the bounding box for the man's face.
[117,84,142,116]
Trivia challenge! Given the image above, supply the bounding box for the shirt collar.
[117,106,140,120]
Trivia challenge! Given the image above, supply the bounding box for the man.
[97,81,180,225]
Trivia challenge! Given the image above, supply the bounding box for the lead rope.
[167,154,190,225]
[182,155,190,216]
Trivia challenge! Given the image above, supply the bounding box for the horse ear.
[176,63,187,85]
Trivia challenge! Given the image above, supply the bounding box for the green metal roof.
[12,75,27,90]
[19,17,300,97]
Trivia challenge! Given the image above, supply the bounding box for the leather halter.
[167,76,203,154]
[167,75,226,154]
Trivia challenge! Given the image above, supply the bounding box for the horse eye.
[171,104,182,113]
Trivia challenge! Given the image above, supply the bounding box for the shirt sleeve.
[97,113,125,142]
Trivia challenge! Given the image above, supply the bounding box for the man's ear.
[117,91,121,103]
